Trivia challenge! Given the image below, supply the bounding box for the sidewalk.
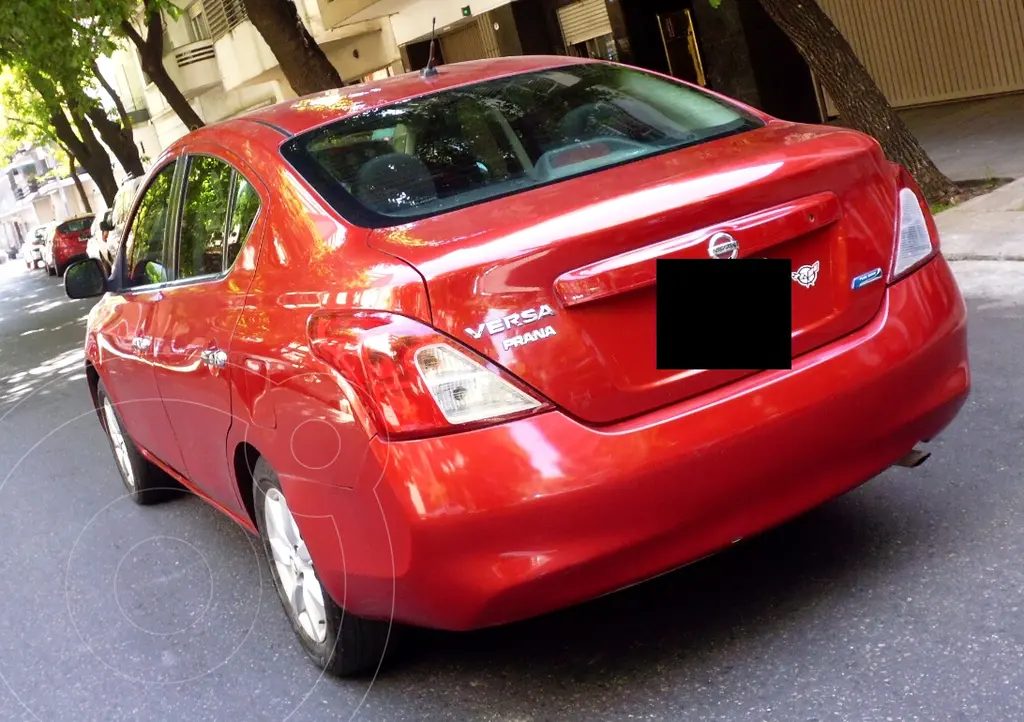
[936,178,1024,262]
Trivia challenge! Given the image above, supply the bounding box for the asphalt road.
[0,258,1021,722]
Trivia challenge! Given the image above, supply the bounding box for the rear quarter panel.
[217,121,430,512]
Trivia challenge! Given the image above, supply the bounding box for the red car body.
[49,214,94,276]
[79,57,969,636]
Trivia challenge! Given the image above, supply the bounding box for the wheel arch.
[232,441,262,528]
[85,359,102,418]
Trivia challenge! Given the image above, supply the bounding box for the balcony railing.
[203,0,249,42]
[164,39,221,98]
[173,41,217,68]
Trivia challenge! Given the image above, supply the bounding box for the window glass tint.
[178,156,233,279]
[113,178,142,228]
[226,175,260,267]
[283,63,761,227]
[125,162,176,287]
[58,217,93,233]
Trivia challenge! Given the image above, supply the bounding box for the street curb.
[949,177,1024,213]
[946,254,1024,262]
[934,178,1024,261]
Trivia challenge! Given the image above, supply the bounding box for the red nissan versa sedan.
[64,56,970,677]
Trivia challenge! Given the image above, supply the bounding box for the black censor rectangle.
[656,258,792,370]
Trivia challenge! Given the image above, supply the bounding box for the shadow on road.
[0,265,96,411]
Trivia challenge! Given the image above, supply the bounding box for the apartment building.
[0,145,106,252]
[325,0,1024,126]
[104,0,405,161]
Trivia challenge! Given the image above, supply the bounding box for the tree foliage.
[0,0,203,204]
[0,0,141,202]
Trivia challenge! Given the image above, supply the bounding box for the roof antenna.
[421,18,439,78]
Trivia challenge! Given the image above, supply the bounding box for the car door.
[146,150,266,512]
[96,158,189,476]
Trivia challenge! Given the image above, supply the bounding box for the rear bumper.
[286,254,970,631]
[54,247,87,268]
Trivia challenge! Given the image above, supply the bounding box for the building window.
[202,0,248,42]
[187,2,211,42]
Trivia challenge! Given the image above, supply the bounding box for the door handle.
[200,348,228,368]
[132,336,152,352]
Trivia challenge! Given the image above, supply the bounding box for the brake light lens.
[890,168,939,282]
[412,344,542,425]
[308,311,549,440]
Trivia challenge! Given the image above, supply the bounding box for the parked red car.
[45,213,94,277]
[64,56,970,677]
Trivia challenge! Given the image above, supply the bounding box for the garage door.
[556,0,613,47]
[440,18,501,64]
[817,0,1024,112]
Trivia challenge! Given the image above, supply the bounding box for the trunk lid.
[369,122,899,425]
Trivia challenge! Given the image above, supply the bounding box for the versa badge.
[465,305,558,351]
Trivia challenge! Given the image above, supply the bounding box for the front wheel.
[252,457,398,677]
[96,380,180,505]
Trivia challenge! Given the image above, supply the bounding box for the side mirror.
[144,261,169,285]
[65,258,108,299]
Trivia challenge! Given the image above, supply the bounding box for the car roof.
[230,55,591,138]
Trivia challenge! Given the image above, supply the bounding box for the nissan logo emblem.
[708,232,739,260]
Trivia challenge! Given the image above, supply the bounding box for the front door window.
[123,162,177,288]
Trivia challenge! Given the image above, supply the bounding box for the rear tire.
[96,380,180,505]
[252,457,398,677]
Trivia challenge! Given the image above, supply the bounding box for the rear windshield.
[282,63,763,228]
[58,217,93,233]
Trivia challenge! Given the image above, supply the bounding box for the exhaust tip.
[896,448,931,468]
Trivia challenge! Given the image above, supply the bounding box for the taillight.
[889,167,940,283]
[308,311,550,440]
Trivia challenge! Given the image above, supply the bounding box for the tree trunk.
[50,108,118,205]
[121,11,205,131]
[87,106,146,178]
[242,0,344,96]
[68,160,92,214]
[755,0,959,204]
[52,143,92,213]
[92,60,135,132]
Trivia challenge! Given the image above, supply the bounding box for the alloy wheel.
[102,398,135,488]
[263,487,328,644]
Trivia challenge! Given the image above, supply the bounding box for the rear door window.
[226,175,261,267]
[282,62,762,228]
[58,218,93,234]
[177,155,234,280]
